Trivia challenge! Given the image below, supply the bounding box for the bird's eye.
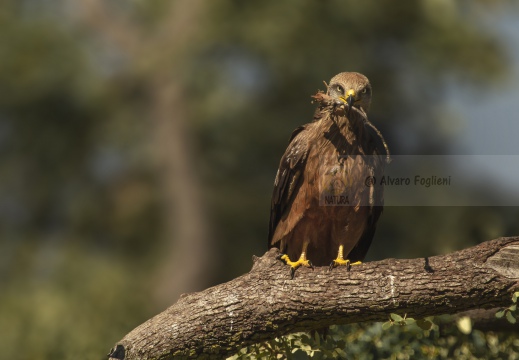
[361,88,367,94]
[336,85,344,94]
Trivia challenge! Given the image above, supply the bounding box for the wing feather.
[347,118,390,261]
[268,125,310,248]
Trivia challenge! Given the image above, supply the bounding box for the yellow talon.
[330,258,362,270]
[278,251,314,279]
[329,245,362,271]
[280,254,313,269]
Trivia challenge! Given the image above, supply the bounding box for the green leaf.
[335,348,347,357]
[506,311,517,324]
[314,331,320,347]
[495,309,506,318]
[382,321,393,330]
[404,318,416,325]
[300,344,312,352]
[513,291,519,303]
[456,316,472,334]
[390,313,403,322]
[510,304,517,312]
[416,319,433,330]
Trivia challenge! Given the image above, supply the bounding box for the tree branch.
[108,237,519,360]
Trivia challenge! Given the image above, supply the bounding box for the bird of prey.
[268,72,390,278]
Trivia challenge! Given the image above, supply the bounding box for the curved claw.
[329,259,361,272]
[278,253,313,279]
[329,259,350,271]
[329,260,336,272]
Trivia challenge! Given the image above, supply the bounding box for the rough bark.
[108,237,519,360]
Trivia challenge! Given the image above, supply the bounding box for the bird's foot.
[277,254,314,279]
[329,259,362,272]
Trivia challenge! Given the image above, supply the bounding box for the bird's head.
[327,72,372,114]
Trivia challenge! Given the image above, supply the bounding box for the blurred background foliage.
[1,0,519,359]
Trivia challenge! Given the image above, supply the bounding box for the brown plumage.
[268,72,389,275]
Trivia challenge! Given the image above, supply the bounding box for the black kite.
[268,72,390,278]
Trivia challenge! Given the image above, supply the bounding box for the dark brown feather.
[268,125,309,244]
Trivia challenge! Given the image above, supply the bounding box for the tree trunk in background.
[78,0,214,305]
[150,77,215,305]
[146,0,215,306]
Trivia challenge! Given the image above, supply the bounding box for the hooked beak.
[340,89,356,116]
[346,94,355,108]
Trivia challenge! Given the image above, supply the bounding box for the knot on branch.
[486,244,519,279]
[251,247,281,272]
[108,344,125,360]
